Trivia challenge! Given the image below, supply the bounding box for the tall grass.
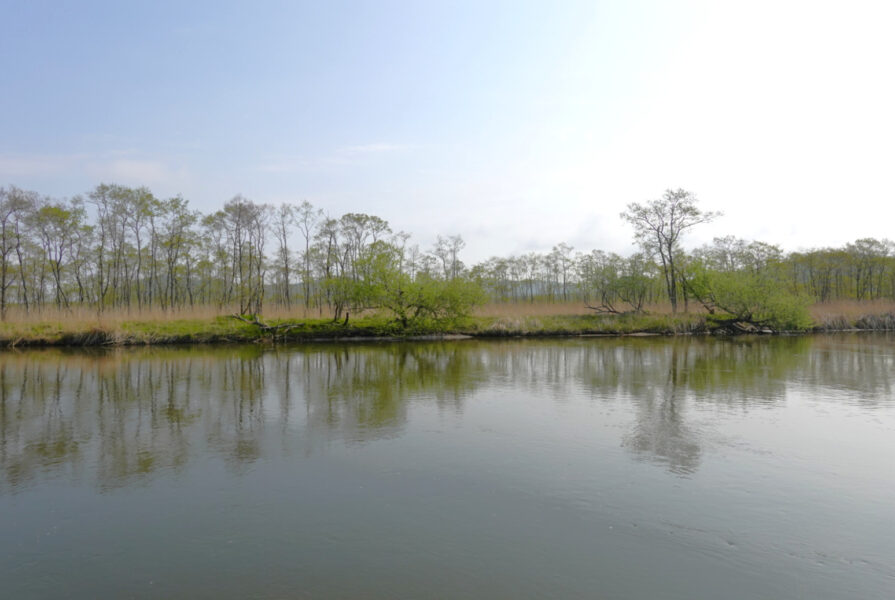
[810,300,895,331]
[474,301,706,318]
[809,299,895,321]
[0,303,329,326]
[20,298,890,327]
[1,299,893,346]
[0,304,328,346]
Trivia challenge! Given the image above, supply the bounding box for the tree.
[0,186,36,318]
[30,196,87,310]
[215,195,270,315]
[550,243,574,301]
[358,240,484,328]
[686,260,812,330]
[158,196,198,309]
[621,189,720,312]
[578,250,653,314]
[294,200,322,308]
[433,235,466,280]
[272,203,296,307]
[846,238,890,300]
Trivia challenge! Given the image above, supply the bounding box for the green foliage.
[465,311,707,336]
[5,181,895,327]
[357,241,485,328]
[687,263,813,330]
[578,251,655,313]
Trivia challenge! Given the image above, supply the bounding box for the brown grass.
[475,299,895,333]
[5,299,895,326]
[473,301,706,318]
[808,299,895,321]
[1,299,893,344]
[809,300,895,330]
[473,302,593,317]
[0,303,331,327]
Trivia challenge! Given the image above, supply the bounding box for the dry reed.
[809,299,895,321]
[4,299,894,326]
[1,299,894,345]
[473,301,706,318]
[0,303,330,327]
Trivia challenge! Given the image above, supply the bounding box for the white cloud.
[256,143,413,174]
[0,153,83,178]
[0,152,190,197]
[86,158,179,185]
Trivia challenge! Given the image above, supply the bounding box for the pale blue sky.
[3,0,894,261]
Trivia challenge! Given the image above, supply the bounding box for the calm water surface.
[1,335,893,599]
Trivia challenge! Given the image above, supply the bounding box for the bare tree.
[433,235,466,280]
[621,189,720,312]
[294,200,322,308]
[0,187,35,318]
[273,203,296,307]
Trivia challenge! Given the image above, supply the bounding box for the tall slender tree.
[621,189,720,312]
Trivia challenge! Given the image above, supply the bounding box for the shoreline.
[0,312,892,348]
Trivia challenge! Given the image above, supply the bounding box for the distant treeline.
[477,236,895,305]
[1,184,893,326]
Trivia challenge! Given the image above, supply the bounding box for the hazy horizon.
[3,1,894,263]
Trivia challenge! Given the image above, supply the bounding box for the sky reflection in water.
[1,334,893,599]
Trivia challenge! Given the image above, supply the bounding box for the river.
[1,334,893,599]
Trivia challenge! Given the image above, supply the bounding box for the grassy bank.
[0,314,406,347]
[0,300,893,347]
[0,311,704,346]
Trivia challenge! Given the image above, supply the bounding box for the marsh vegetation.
[1,184,894,343]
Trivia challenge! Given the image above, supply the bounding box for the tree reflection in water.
[0,343,486,490]
[1,334,891,489]
[623,342,702,474]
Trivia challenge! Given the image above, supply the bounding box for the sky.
[2,0,894,263]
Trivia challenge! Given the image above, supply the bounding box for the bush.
[689,267,813,331]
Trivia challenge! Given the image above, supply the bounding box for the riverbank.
[0,308,893,347]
